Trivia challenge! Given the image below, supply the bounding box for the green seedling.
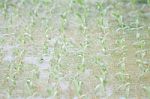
[17,32,33,45]
[1,0,8,17]
[96,1,110,33]
[94,55,108,96]
[131,0,137,5]
[47,86,58,97]
[73,77,83,96]
[143,86,150,98]
[26,79,36,95]
[77,53,85,72]
[75,2,89,35]
[60,11,68,33]
[125,82,130,99]
[77,37,90,72]
[74,0,90,73]
[49,66,62,80]
[117,82,130,99]
[74,0,85,6]
[134,17,148,78]
[95,76,107,96]
[76,13,87,34]
[135,49,146,59]
[113,12,128,32]
[5,75,16,95]
[97,35,109,55]
[43,40,49,54]
[96,1,104,11]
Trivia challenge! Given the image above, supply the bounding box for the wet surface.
[0,0,150,98]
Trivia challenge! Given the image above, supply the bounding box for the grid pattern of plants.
[0,0,150,98]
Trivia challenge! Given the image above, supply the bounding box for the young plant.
[131,0,137,5]
[72,76,83,96]
[5,74,16,95]
[94,56,108,96]
[134,17,148,77]
[96,1,110,34]
[143,86,150,98]
[75,2,90,72]
[47,86,58,97]
[77,38,89,72]
[60,11,68,33]
[26,79,36,95]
